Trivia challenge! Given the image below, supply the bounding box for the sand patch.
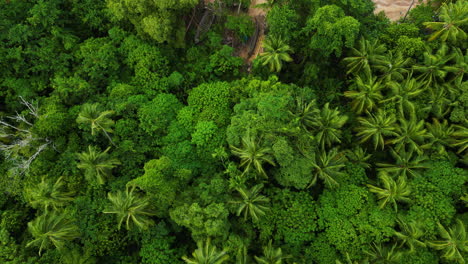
[373,0,427,21]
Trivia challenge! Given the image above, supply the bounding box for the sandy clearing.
[374,0,427,21]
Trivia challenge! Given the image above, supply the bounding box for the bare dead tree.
[0,97,53,175]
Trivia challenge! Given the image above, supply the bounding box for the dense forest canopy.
[0,0,467,263]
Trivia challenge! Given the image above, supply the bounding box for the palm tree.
[259,36,293,72]
[254,240,290,264]
[62,248,96,264]
[103,186,155,231]
[364,243,403,264]
[374,51,410,82]
[308,148,346,188]
[26,176,75,212]
[289,97,319,132]
[27,212,80,255]
[394,218,426,253]
[423,1,468,44]
[336,253,369,264]
[389,117,428,155]
[382,73,425,118]
[413,45,453,88]
[344,75,383,114]
[451,124,468,154]
[182,238,229,264]
[446,48,467,86]
[230,133,276,178]
[307,103,348,150]
[376,147,428,178]
[342,38,387,78]
[76,103,115,143]
[76,145,120,185]
[356,110,398,150]
[367,172,411,212]
[427,219,468,264]
[230,184,270,222]
[235,246,249,264]
[426,118,455,155]
[427,86,455,118]
[346,146,372,169]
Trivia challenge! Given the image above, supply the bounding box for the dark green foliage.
[1,0,467,263]
[139,223,182,264]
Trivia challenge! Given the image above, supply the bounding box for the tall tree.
[364,243,403,264]
[426,118,455,156]
[394,218,426,253]
[103,186,155,231]
[76,103,115,143]
[356,110,398,150]
[230,184,270,222]
[182,238,229,264]
[367,172,411,212]
[413,45,453,88]
[76,145,120,185]
[427,219,468,264]
[230,133,276,178]
[254,240,289,264]
[308,148,346,188]
[390,118,429,155]
[259,36,293,72]
[25,176,75,212]
[344,75,383,114]
[343,38,387,78]
[382,73,425,118]
[423,1,468,44]
[377,148,428,178]
[374,51,410,82]
[27,212,80,255]
[307,103,348,150]
[451,124,468,155]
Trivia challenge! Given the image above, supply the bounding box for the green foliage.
[305,5,360,57]
[307,103,348,150]
[393,218,426,253]
[230,133,276,178]
[225,15,255,40]
[309,148,347,188]
[170,203,230,241]
[259,36,293,72]
[266,4,300,42]
[1,0,467,263]
[427,219,468,263]
[343,38,387,78]
[139,223,182,264]
[364,243,403,264]
[138,93,182,135]
[367,173,411,211]
[423,1,468,44]
[254,240,289,264]
[182,238,229,264]
[76,103,115,139]
[128,157,191,215]
[344,75,383,114]
[27,212,80,255]
[230,184,270,222]
[106,0,197,44]
[103,186,155,231]
[25,176,75,212]
[76,146,120,185]
[356,110,398,150]
[317,184,396,258]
